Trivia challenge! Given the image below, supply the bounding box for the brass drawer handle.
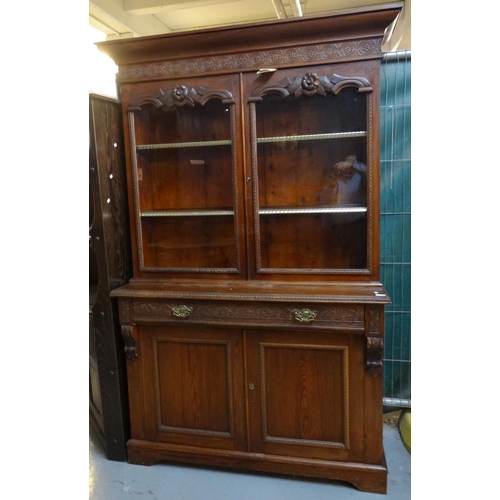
[293,308,317,323]
[172,305,193,318]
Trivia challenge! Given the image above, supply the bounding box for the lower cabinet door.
[245,329,365,462]
[139,325,247,451]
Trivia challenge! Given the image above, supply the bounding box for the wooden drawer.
[129,299,365,332]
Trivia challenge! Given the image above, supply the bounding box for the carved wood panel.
[132,299,365,331]
[117,39,384,83]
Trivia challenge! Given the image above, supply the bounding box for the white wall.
[89,25,118,98]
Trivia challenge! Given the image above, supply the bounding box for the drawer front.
[131,299,365,332]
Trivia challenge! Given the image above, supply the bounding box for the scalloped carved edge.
[128,85,235,111]
[250,72,372,102]
[117,39,383,82]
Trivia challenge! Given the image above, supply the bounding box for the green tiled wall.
[380,51,411,406]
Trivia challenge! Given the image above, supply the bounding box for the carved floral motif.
[171,85,193,106]
[300,73,321,95]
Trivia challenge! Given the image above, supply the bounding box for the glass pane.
[133,97,237,270]
[255,87,368,270]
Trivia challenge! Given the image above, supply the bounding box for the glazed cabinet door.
[246,329,365,462]
[244,63,380,279]
[137,325,247,451]
[121,74,246,279]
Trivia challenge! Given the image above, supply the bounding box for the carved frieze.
[117,39,383,83]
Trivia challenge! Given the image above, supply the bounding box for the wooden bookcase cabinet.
[99,4,401,493]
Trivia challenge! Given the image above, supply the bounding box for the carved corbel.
[121,325,138,361]
[366,336,383,378]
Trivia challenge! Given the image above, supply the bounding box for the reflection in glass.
[255,89,368,271]
[319,155,367,207]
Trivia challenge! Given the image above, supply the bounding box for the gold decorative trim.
[171,305,193,318]
[293,308,317,323]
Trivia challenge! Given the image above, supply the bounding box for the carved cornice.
[117,39,383,83]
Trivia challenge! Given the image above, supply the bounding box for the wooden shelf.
[256,131,366,144]
[137,140,232,150]
[141,209,234,217]
[259,206,367,215]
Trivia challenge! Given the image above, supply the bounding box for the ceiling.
[89,0,410,52]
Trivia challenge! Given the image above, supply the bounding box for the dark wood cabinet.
[89,93,132,461]
[98,4,401,492]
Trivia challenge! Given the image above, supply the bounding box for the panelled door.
[139,325,248,451]
[245,329,366,462]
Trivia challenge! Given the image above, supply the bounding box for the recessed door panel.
[140,325,247,451]
[246,329,365,462]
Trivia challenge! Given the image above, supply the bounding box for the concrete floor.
[89,424,410,499]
